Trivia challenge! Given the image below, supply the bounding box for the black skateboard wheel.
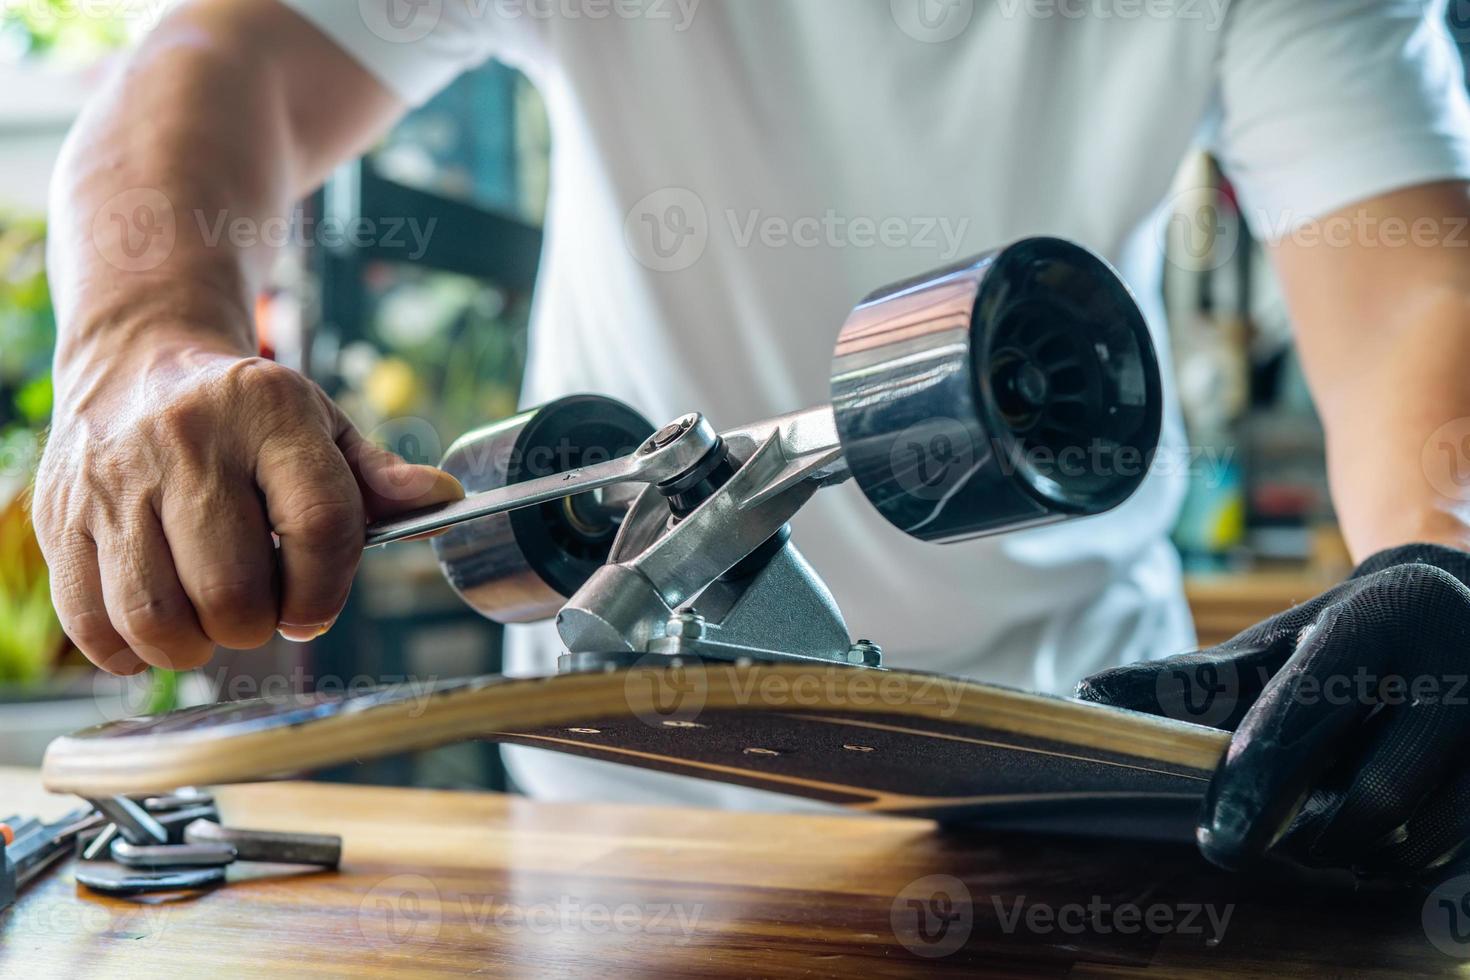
[830,237,1162,543]
[432,395,656,623]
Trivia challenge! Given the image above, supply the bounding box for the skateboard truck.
[365,238,1164,673]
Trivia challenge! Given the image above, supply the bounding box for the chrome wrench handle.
[364,413,717,548]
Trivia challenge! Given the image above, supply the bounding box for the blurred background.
[2,2,1467,786]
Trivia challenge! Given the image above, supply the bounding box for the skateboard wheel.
[830,237,1162,543]
[432,395,656,623]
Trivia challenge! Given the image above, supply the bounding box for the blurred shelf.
[1184,570,1335,648]
[0,63,98,132]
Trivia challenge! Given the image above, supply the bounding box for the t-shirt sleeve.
[274,0,509,106]
[1210,0,1470,236]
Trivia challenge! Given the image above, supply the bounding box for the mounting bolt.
[666,610,707,641]
[846,639,882,666]
[645,414,698,452]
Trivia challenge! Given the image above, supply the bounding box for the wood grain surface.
[0,767,1461,978]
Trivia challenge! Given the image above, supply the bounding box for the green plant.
[0,0,136,63]
[0,491,61,684]
[0,217,58,685]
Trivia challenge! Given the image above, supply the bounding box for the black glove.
[1077,543,1470,881]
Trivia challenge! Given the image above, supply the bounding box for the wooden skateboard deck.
[42,663,1229,839]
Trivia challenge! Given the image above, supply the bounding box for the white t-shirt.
[280,0,1470,807]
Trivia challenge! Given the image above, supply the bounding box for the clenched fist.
[32,334,463,675]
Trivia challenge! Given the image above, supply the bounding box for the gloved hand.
[1077,543,1470,881]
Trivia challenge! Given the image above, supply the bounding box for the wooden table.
[0,767,1460,977]
[1184,571,1336,647]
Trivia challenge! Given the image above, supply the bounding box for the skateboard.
[43,238,1208,839]
[43,663,1227,839]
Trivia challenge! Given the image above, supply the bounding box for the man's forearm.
[33,1,452,674]
[1273,181,1470,563]
[47,0,401,383]
[1319,284,1470,560]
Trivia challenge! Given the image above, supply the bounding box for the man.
[34,0,1470,879]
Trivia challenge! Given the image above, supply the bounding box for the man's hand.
[36,0,441,675]
[33,331,462,675]
[1078,544,1470,881]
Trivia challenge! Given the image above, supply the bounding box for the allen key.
[183,820,341,868]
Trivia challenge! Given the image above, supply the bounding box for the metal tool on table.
[1,807,98,912]
[76,791,341,896]
[365,237,1164,672]
[1,791,343,902]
